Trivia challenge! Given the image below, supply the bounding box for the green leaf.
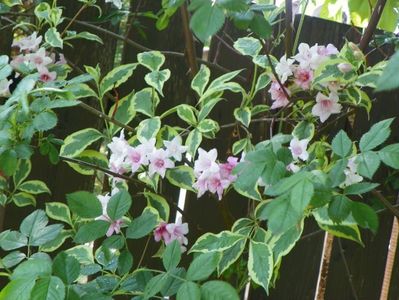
[177,281,201,300]
[356,151,380,179]
[186,252,220,281]
[66,150,109,176]
[359,118,394,152]
[351,201,378,234]
[0,149,18,176]
[143,273,168,299]
[137,117,161,140]
[45,202,72,225]
[292,121,315,140]
[185,129,202,156]
[132,88,159,118]
[232,138,248,155]
[60,128,103,158]
[254,73,271,96]
[234,107,251,127]
[332,130,352,157]
[65,245,94,265]
[166,165,196,192]
[0,230,27,251]
[328,158,348,187]
[12,253,52,280]
[233,37,262,57]
[190,2,225,42]
[74,220,109,243]
[177,104,197,125]
[40,230,72,253]
[33,111,58,131]
[65,31,103,44]
[12,192,36,207]
[1,251,26,269]
[191,64,210,96]
[344,182,379,195]
[30,276,65,300]
[144,69,171,97]
[248,240,273,294]
[107,190,132,220]
[126,207,159,239]
[67,191,102,219]
[45,28,63,48]
[100,63,137,97]
[189,231,244,253]
[379,143,399,169]
[0,277,36,300]
[118,250,133,275]
[13,159,31,187]
[52,252,80,284]
[145,192,170,221]
[200,280,239,300]
[289,178,314,213]
[163,240,181,271]
[217,239,245,275]
[318,223,363,245]
[138,51,165,71]
[250,13,272,38]
[270,220,304,263]
[375,51,399,92]
[119,269,153,293]
[18,180,50,194]
[328,195,352,223]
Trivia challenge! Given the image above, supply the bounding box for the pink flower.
[219,156,238,182]
[275,55,294,83]
[318,44,339,56]
[294,67,313,90]
[106,219,123,237]
[269,81,290,109]
[10,55,28,70]
[154,219,189,252]
[289,138,309,161]
[311,92,342,123]
[126,146,146,173]
[96,190,124,237]
[12,32,42,52]
[0,79,12,97]
[194,148,219,176]
[148,149,175,178]
[164,136,187,161]
[27,48,52,68]
[138,137,156,164]
[38,66,57,82]
[207,172,230,200]
[193,175,208,198]
[294,43,338,70]
[154,222,171,243]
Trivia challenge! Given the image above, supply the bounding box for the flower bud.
[338,63,352,73]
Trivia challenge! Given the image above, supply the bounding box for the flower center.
[155,159,165,168]
[292,146,303,156]
[320,99,332,109]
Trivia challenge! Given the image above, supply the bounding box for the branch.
[180,2,199,77]
[359,0,387,52]
[337,238,359,300]
[371,189,399,219]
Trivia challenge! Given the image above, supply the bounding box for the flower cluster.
[154,218,189,252]
[193,148,238,200]
[10,32,64,84]
[97,188,123,237]
[272,43,344,123]
[107,131,187,179]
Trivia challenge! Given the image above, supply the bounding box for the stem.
[180,2,199,77]
[137,235,151,268]
[61,4,88,37]
[284,0,293,56]
[314,232,334,300]
[292,0,309,56]
[337,238,359,300]
[371,190,399,219]
[359,0,387,52]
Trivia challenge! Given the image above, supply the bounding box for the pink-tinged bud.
[338,63,352,73]
[353,50,363,60]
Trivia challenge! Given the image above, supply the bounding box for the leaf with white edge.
[74,220,109,244]
[18,180,50,194]
[12,192,36,207]
[144,69,171,96]
[108,91,136,135]
[65,83,97,99]
[191,64,210,96]
[40,230,73,253]
[292,121,315,140]
[137,117,161,140]
[351,201,378,234]
[133,88,159,117]
[248,240,273,294]
[344,182,379,195]
[200,280,239,300]
[60,128,103,158]
[190,2,225,43]
[66,150,109,176]
[254,72,271,96]
[177,104,197,125]
[65,245,94,265]
[107,190,132,221]
[217,238,245,275]
[166,166,195,192]
[232,138,248,155]
[233,37,262,57]
[186,252,220,281]
[52,252,80,284]
[66,191,102,219]
[359,118,394,152]
[189,231,244,253]
[12,253,52,280]
[45,202,72,225]
[13,159,31,187]
[198,97,223,121]
[30,276,65,300]
[163,240,181,271]
[100,63,138,96]
[126,207,159,239]
[0,231,28,251]
[234,107,251,127]
[332,130,352,157]
[185,129,202,156]
[205,69,243,94]
[356,151,380,179]
[45,28,63,48]
[318,222,363,245]
[0,277,36,300]
[138,51,165,71]
[197,119,219,133]
[65,31,103,44]
[145,192,170,221]
[379,143,399,169]
[177,281,201,300]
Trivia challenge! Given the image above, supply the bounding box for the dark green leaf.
[67,191,102,219]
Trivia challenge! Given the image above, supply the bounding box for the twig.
[371,190,399,219]
[337,238,359,300]
[359,0,387,52]
[61,3,88,37]
[137,235,151,268]
[180,2,199,77]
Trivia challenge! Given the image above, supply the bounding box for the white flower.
[27,48,52,68]
[108,130,129,159]
[105,0,122,9]
[289,138,309,161]
[12,32,42,52]
[164,136,187,161]
[148,149,175,178]
[311,92,342,123]
[38,66,57,82]
[125,146,147,173]
[287,162,301,173]
[275,55,294,83]
[138,137,156,164]
[342,157,363,187]
[0,79,12,97]
[193,148,219,176]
